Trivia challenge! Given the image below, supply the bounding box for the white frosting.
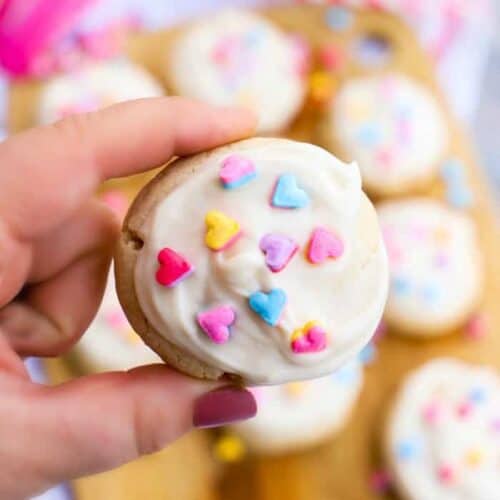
[387,359,500,500]
[38,58,164,125]
[232,360,363,453]
[378,199,482,335]
[333,73,447,192]
[74,267,160,372]
[167,10,306,133]
[133,139,388,384]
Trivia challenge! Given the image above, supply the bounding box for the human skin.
[0,97,257,499]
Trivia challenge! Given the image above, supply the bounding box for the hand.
[0,97,257,499]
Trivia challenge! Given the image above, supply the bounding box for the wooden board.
[8,5,500,500]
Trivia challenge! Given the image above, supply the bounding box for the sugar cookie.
[38,59,164,125]
[115,137,388,385]
[321,73,448,197]
[377,199,482,336]
[164,10,307,133]
[232,360,363,453]
[386,358,500,500]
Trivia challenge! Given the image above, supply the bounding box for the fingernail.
[193,386,257,429]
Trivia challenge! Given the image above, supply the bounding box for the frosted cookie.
[322,73,448,197]
[232,360,363,453]
[115,137,388,385]
[38,59,164,124]
[164,10,307,133]
[386,359,500,500]
[73,268,160,373]
[378,199,482,336]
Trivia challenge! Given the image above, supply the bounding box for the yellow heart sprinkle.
[286,382,307,397]
[465,449,483,467]
[309,71,336,103]
[124,329,141,345]
[213,434,246,463]
[205,210,240,251]
[291,320,319,341]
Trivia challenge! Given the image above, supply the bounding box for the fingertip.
[215,105,259,135]
[193,386,258,429]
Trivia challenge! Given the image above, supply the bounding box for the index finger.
[0,97,257,240]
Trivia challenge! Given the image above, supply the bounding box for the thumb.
[2,365,256,498]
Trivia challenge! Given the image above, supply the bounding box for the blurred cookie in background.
[319,73,448,197]
[385,358,500,500]
[231,360,363,454]
[71,266,160,373]
[164,9,308,134]
[377,199,483,337]
[37,58,164,125]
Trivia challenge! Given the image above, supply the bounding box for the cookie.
[115,137,388,385]
[320,73,448,197]
[72,267,160,373]
[37,58,164,124]
[232,359,363,454]
[377,199,482,336]
[386,358,500,500]
[164,9,308,133]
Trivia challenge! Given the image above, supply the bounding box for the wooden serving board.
[8,5,500,500]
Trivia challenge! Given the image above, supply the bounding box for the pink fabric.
[0,0,96,76]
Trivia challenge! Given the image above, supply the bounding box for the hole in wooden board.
[353,33,392,67]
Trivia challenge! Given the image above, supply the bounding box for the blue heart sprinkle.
[468,387,487,404]
[357,123,381,147]
[447,186,474,209]
[396,439,420,461]
[440,159,466,183]
[223,172,257,190]
[271,173,310,209]
[392,276,411,295]
[325,6,353,31]
[248,288,287,326]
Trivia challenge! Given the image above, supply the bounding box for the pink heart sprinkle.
[422,402,442,425]
[291,326,327,354]
[219,155,256,187]
[375,148,394,170]
[307,227,344,264]
[197,305,236,344]
[105,308,129,331]
[259,233,298,272]
[212,36,239,65]
[156,248,194,287]
[456,402,473,419]
[437,464,454,484]
[465,314,487,340]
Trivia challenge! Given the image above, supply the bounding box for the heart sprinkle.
[197,305,236,344]
[248,288,287,326]
[271,173,310,209]
[259,233,298,272]
[205,210,241,251]
[307,227,344,264]
[291,321,327,354]
[219,155,257,189]
[155,247,194,287]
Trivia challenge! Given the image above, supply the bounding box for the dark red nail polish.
[193,386,257,429]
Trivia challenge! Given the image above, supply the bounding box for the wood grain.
[8,5,500,500]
